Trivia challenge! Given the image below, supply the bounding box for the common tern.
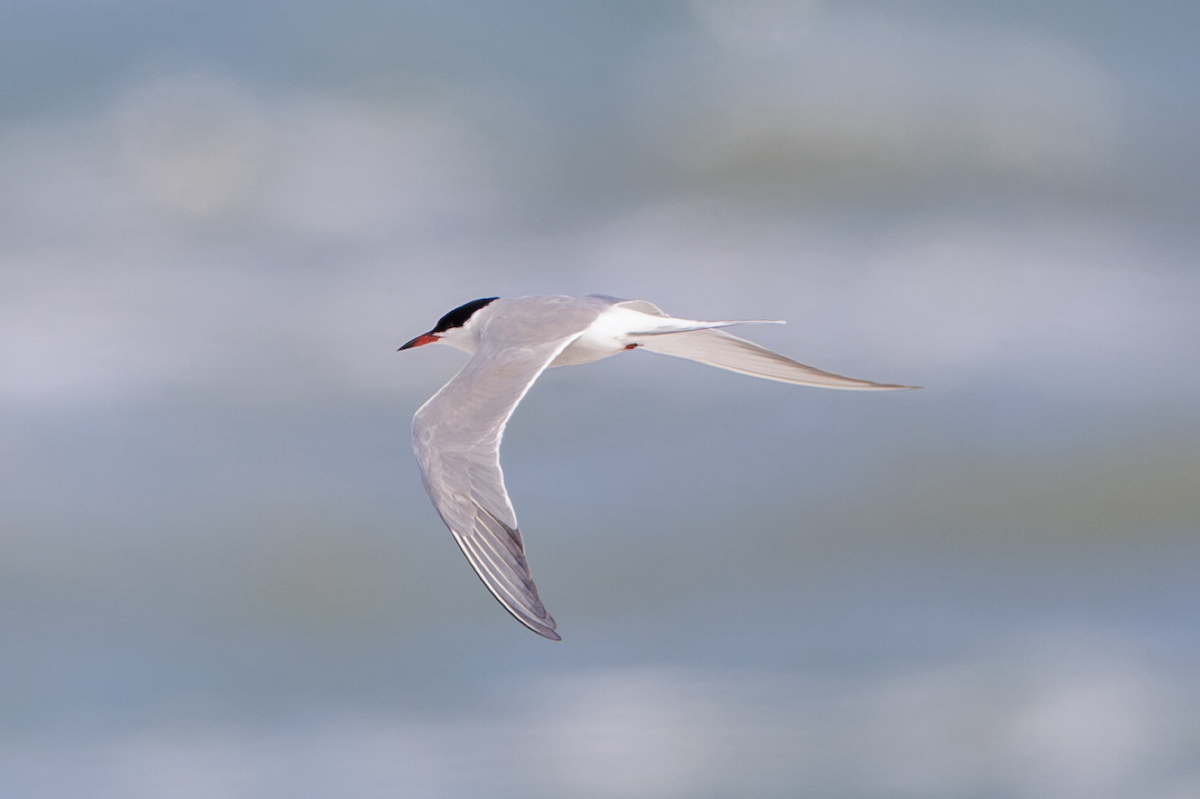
[399,294,913,640]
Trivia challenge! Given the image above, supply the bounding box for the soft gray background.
[2,2,1198,797]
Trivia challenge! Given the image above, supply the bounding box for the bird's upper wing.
[412,305,598,640]
[617,299,914,390]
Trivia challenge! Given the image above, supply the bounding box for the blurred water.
[2,2,1198,797]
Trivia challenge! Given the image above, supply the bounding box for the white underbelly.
[548,304,705,367]
[549,335,627,367]
[548,305,657,367]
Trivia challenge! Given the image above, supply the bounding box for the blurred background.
[2,1,1198,796]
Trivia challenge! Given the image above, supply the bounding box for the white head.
[398,297,498,355]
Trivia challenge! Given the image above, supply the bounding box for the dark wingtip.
[524,612,561,641]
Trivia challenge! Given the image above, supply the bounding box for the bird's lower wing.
[412,334,585,640]
[445,494,559,640]
[637,327,914,390]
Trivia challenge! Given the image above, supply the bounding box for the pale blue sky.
[1,2,1198,796]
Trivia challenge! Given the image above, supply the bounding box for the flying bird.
[399,294,913,640]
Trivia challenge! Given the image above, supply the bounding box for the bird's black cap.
[432,297,499,333]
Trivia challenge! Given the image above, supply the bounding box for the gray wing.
[412,331,585,641]
[618,299,914,390]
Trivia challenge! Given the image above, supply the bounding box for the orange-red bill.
[398,333,439,351]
